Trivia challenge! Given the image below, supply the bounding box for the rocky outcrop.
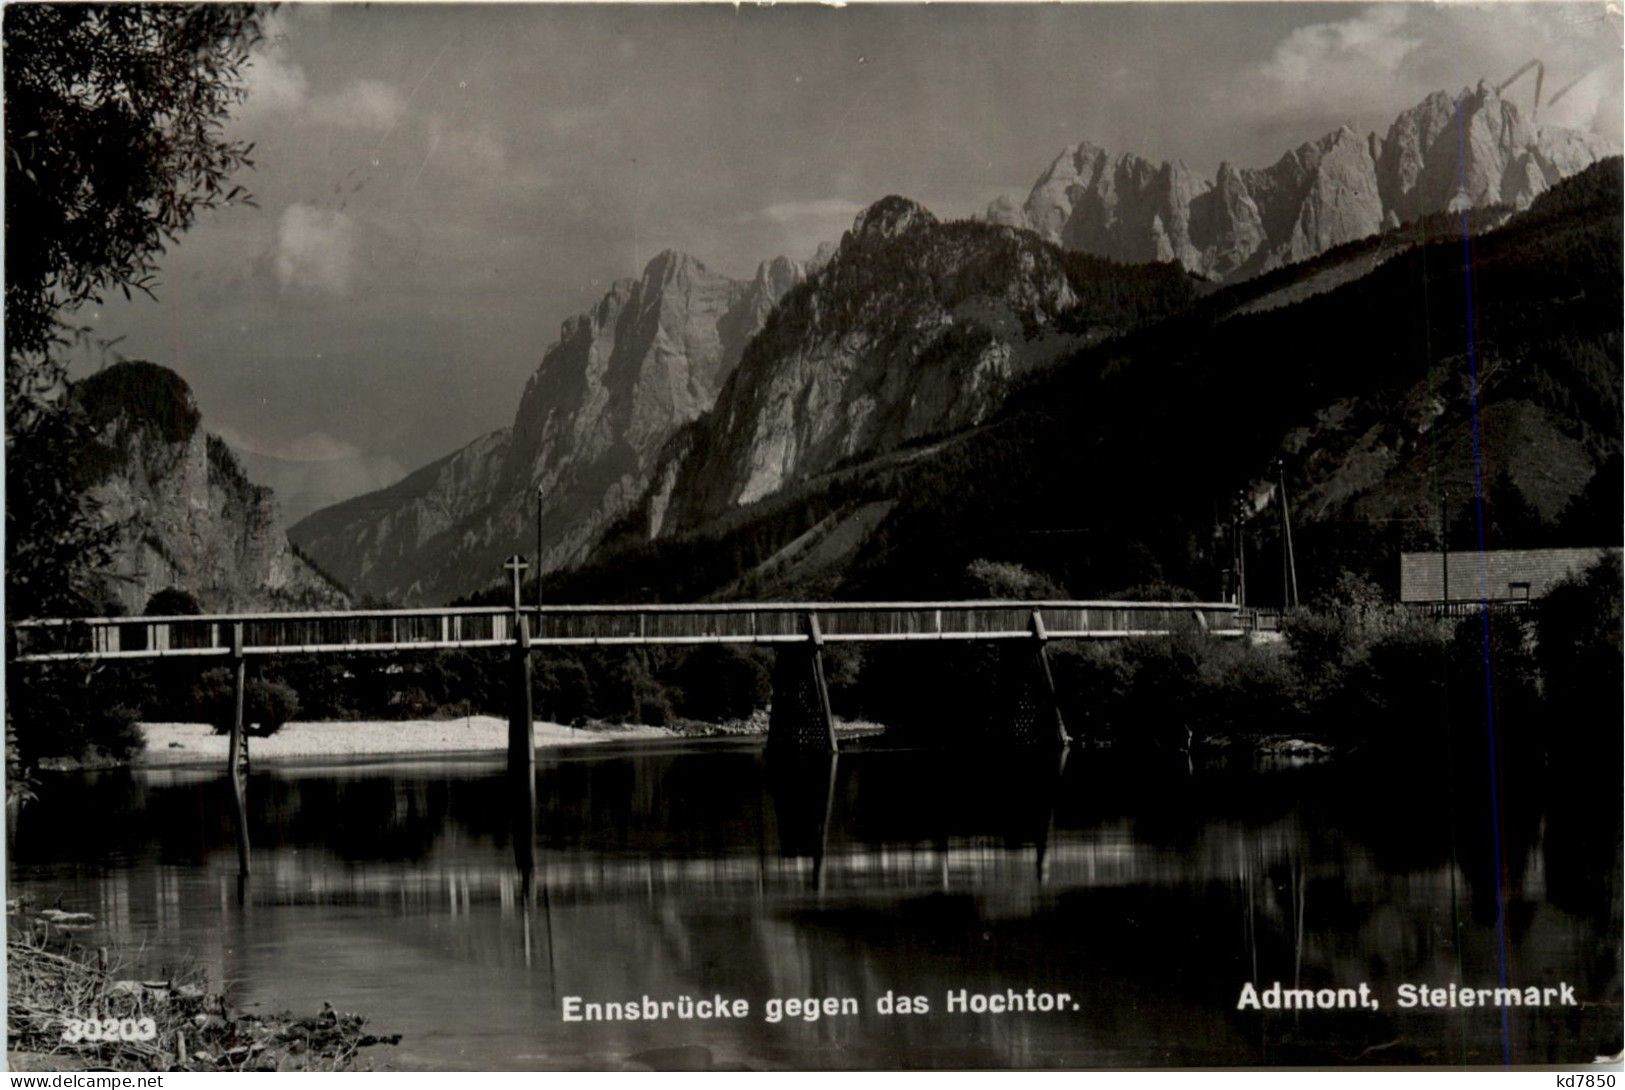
[992,84,1617,279]
[1375,83,1618,220]
[292,250,806,604]
[72,362,347,613]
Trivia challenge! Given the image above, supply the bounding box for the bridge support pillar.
[227,623,251,878]
[767,614,837,755]
[509,615,535,780]
[1009,611,1069,747]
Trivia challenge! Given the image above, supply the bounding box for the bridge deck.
[10,600,1243,662]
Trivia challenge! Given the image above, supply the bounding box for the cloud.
[273,204,355,295]
[237,30,406,134]
[731,198,868,269]
[310,79,408,131]
[239,50,310,116]
[213,425,406,522]
[1259,5,1422,92]
[426,116,509,173]
[1540,66,1623,143]
[750,198,868,226]
[214,424,354,463]
[541,103,609,136]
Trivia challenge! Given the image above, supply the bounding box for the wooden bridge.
[11,600,1243,661]
[11,598,1243,753]
[10,595,1240,879]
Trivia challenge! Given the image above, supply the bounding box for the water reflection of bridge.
[23,740,1609,1068]
[228,832,1303,905]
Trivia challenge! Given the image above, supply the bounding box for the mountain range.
[985,81,1615,281]
[552,159,1621,607]
[279,85,1618,607]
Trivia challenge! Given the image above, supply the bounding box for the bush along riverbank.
[7,555,1618,770]
[825,556,1622,765]
[6,898,400,1071]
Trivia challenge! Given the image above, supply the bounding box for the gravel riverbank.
[134,717,676,767]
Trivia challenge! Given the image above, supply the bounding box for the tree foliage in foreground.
[4,4,263,619]
[5,5,265,777]
[4,4,264,393]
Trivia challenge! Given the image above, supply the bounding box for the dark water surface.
[8,738,1621,1069]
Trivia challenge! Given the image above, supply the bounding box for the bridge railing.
[10,600,1243,662]
[9,607,518,661]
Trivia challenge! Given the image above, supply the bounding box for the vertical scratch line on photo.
[405,28,506,198]
[1420,171,1470,1066]
[407,128,445,194]
[374,34,457,163]
[1455,90,1511,1069]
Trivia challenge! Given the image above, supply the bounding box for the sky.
[65,1,1624,518]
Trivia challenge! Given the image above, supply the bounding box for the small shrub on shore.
[670,645,771,722]
[193,669,300,738]
[536,656,594,725]
[1195,636,1306,740]
[1281,572,1416,703]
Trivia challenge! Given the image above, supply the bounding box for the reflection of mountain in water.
[9,745,1620,1068]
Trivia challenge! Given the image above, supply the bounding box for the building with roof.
[1399,546,1620,606]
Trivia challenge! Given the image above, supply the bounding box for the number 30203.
[61,1016,157,1043]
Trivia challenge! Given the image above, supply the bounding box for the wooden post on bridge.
[510,614,535,777]
[1024,610,1070,748]
[766,612,837,755]
[504,556,536,782]
[227,622,251,878]
[509,616,537,898]
[503,556,538,893]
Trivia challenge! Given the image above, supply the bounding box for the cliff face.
[71,362,347,613]
[291,250,804,604]
[630,196,1194,539]
[285,429,512,604]
[989,84,1616,280]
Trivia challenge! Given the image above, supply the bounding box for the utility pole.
[535,484,544,619]
[1228,490,1241,610]
[1278,459,1299,609]
[1440,487,1451,615]
[546,484,552,623]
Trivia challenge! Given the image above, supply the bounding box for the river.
[8,737,1620,1069]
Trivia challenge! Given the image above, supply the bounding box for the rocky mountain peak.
[849,195,937,242]
[292,243,806,604]
[642,248,708,288]
[639,204,1196,535]
[805,240,839,276]
[990,86,1617,280]
[752,254,804,297]
[984,193,1026,229]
